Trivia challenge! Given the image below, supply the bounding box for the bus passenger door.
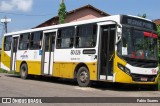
[11,36,19,71]
[42,30,56,75]
[98,24,116,81]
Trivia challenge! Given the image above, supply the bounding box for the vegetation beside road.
[0,68,19,75]
[0,68,8,73]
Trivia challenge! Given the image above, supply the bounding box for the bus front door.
[11,36,19,71]
[99,24,116,81]
[42,31,56,75]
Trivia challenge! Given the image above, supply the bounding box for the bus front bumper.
[114,70,159,85]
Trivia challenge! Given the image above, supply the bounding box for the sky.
[0,0,160,44]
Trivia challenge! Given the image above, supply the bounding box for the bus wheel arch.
[74,63,91,87]
[20,61,28,79]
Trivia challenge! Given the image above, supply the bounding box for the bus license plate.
[140,77,148,81]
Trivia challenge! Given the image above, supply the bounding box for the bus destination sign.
[121,15,156,30]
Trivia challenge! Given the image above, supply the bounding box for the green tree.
[157,25,160,38]
[157,25,160,61]
[58,0,66,24]
[138,13,147,18]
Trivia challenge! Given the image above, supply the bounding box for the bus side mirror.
[117,24,122,28]
[116,32,122,45]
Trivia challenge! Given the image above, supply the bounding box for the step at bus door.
[98,23,116,81]
[11,36,19,71]
[42,30,56,75]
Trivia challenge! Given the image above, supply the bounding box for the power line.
[0,11,53,17]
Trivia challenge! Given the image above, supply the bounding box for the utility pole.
[0,16,11,33]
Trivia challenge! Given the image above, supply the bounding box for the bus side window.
[4,36,12,51]
[30,31,42,50]
[75,24,97,48]
[18,33,30,50]
[56,27,74,49]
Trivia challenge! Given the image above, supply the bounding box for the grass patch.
[0,68,8,73]
[8,71,20,75]
[0,68,19,75]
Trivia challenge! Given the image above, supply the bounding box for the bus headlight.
[118,63,131,75]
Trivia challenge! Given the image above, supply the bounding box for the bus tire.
[76,66,91,87]
[20,63,28,79]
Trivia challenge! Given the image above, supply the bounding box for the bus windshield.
[118,27,158,61]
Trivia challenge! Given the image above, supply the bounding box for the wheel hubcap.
[79,71,88,83]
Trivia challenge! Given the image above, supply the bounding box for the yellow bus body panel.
[114,53,158,84]
[53,62,97,80]
[16,60,41,75]
[1,38,11,69]
[87,63,97,80]
[1,51,11,69]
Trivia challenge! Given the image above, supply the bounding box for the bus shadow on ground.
[5,74,20,78]
[5,74,156,91]
[91,81,155,91]
[5,74,77,86]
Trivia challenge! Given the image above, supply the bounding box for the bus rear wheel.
[20,63,28,79]
[76,67,91,87]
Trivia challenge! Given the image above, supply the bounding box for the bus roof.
[4,14,153,36]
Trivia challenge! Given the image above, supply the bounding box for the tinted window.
[4,36,12,51]
[45,32,55,52]
[75,24,97,48]
[30,31,42,50]
[19,33,30,50]
[56,27,74,48]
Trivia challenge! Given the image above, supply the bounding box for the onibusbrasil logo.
[2,98,42,104]
[20,51,28,59]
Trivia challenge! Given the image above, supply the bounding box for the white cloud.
[0,0,33,12]
[0,1,14,11]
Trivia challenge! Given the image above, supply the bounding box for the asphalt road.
[0,73,160,106]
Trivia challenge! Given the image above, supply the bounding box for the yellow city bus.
[1,15,159,89]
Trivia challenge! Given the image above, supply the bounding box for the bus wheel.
[77,67,91,87]
[20,63,28,79]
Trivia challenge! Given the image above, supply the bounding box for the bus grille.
[128,61,157,68]
[131,74,157,82]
